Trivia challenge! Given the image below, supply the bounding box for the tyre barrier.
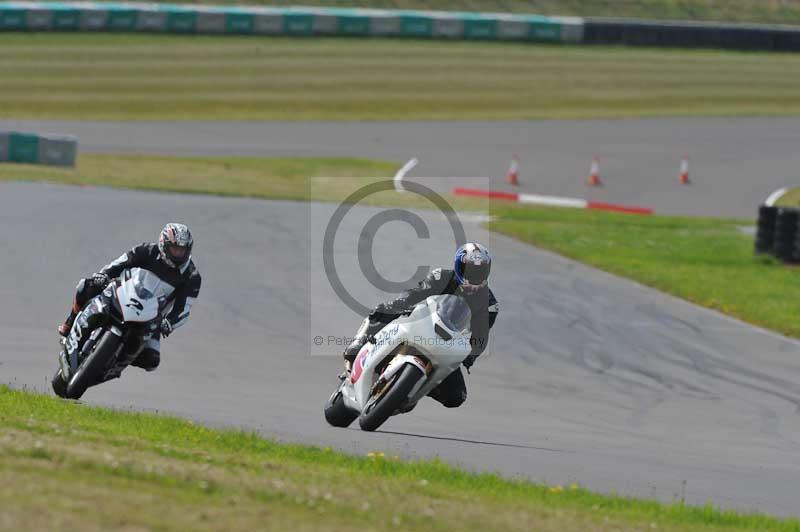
[584,18,800,52]
[771,208,800,263]
[0,2,582,43]
[0,130,77,167]
[754,205,778,255]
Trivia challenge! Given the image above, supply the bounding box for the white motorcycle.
[324,294,473,431]
[53,267,167,400]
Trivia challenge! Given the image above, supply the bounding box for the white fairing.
[340,295,473,413]
[116,268,162,323]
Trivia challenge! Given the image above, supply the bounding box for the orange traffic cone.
[678,154,690,185]
[587,155,602,186]
[506,154,520,186]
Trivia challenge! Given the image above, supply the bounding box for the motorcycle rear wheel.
[324,382,359,428]
[359,364,423,432]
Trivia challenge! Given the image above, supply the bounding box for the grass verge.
[488,205,800,338]
[1,384,798,531]
[0,153,396,201]
[3,34,800,120]
[775,187,800,207]
[0,153,493,210]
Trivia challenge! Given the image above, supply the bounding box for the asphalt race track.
[2,180,800,517]
[3,117,800,218]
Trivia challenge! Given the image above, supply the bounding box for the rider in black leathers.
[343,243,498,408]
[58,223,201,372]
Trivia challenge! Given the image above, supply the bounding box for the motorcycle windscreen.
[118,268,161,322]
[436,294,472,334]
[130,268,156,297]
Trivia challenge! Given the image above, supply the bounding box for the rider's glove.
[463,354,477,371]
[160,318,173,338]
[91,273,110,289]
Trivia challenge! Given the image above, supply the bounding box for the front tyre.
[66,330,120,400]
[359,364,423,432]
[51,369,68,398]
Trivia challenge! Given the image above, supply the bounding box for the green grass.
[489,205,800,338]
[0,153,398,201]
[1,385,797,531]
[0,153,493,210]
[101,0,800,26]
[775,187,800,207]
[3,34,800,121]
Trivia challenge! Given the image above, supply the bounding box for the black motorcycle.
[54,268,165,400]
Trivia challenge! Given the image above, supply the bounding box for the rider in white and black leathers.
[58,223,201,372]
[343,243,498,408]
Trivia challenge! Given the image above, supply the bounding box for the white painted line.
[518,193,587,209]
[393,157,418,192]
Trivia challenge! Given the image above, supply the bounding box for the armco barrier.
[0,130,77,167]
[0,2,583,43]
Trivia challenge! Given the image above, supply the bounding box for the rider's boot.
[338,361,351,381]
[343,317,371,366]
[342,317,387,369]
[57,300,80,337]
[398,402,417,414]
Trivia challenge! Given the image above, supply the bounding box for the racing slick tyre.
[66,330,120,400]
[324,383,359,428]
[359,364,423,432]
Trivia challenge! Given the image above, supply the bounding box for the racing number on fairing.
[65,311,89,354]
[125,298,144,315]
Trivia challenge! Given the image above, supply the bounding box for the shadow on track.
[370,429,570,453]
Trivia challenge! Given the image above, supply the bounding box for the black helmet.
[158,223,193,268]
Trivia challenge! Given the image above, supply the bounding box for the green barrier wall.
[0,2,582,42]
[0,131,77,167]
[9,133,39,164]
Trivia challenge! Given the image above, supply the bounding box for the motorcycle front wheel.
[51,369,68,398]
[66,330,120,400]
[358,364,423,432]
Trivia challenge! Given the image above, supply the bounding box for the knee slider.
[135,348,160,371]
[442,391,467,408]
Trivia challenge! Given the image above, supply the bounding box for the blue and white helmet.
[453,242,491,295]
[158,222,193,268]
